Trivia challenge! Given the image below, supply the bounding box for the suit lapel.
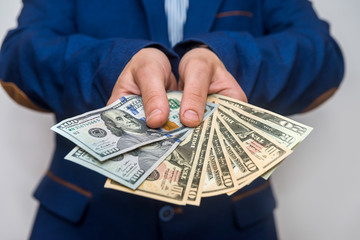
[184,0,223,38]
[141,0,171,47]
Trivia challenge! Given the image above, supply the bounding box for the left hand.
[107,48,177,128]
[178,46,247,127]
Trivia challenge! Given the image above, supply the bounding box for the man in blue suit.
[0,0,344,239]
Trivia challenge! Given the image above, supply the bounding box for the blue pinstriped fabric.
[165,0,189,46]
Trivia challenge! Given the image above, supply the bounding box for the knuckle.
[136,63,158,78]
[180,58,211,77]
[217,69,233,79]
[135,62,170,85]
[191,58,211,71]
[213,69,236,85]
[117,71,132,83]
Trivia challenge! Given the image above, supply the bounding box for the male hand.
[178,47,247,127]
[107,48,177,128]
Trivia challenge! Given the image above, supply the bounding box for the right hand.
[107,48,177,129]
[178,47,247,127]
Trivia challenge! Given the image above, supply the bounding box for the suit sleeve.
[0,0,173,116]
[174,0,344,115]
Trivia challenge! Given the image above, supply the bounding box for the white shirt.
[164,0,189,46]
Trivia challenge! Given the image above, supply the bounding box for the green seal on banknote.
[168,98,180,109]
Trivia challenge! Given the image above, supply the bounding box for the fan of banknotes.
[51,91,312,206]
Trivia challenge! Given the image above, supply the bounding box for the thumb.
[179,66,211,128]
[135,65,171,129]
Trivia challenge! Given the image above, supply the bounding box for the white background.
[0,0,359,239]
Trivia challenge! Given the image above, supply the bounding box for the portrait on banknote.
[131,139,177,171]
[101,108,163,151]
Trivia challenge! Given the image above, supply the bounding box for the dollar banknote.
[186,116,214,206]
[216,107,292,171]
[219,103,301,149]
[209,95,312,179]
[104,123,207,205]
[164,91,218,133]
[214,115,265,192]
[209,94,313,142]
[217,101,303,180]
[52,92,218,161]
[202,125,237,197]
[56,92,313,205]
[65,134,185,190]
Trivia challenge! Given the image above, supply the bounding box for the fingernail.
[147,109,162,121]
[184,110,200,122]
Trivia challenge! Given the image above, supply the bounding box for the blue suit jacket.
[0,0,344,239]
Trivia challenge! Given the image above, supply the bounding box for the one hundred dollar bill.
[166,91,218,134]
[65,135,183,190]
[52,95,167,161]
[52,92,218,161]
[104,125,205,205]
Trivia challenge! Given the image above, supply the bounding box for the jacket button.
[159,205,174,222]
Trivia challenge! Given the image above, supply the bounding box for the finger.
[208,72,248,102]
[180,61,212,127]
[106,72,141,106]
[178,75,184,91]
[134,62,170,128]
[167,72,178,91]
[215,86,248,102]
